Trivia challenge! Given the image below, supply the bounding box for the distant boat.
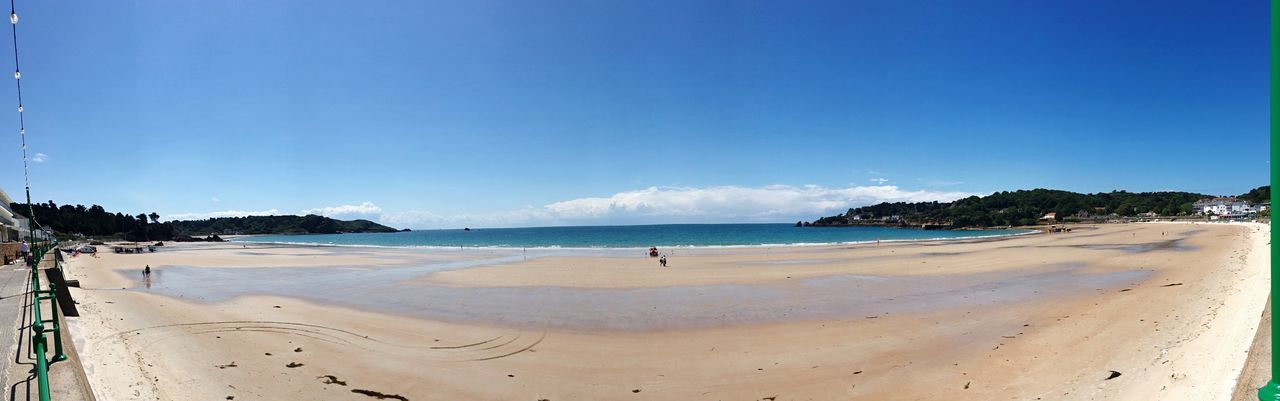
[463,227,471,231]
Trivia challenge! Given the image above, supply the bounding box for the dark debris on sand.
[318,375,347,386]
[351,389,409,401]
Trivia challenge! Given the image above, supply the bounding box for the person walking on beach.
[659,255,667,267]
[143,265,151,277]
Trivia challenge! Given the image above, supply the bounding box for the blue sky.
[0,1,1268,228]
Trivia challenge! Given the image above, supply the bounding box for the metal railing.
[24,238,65,401]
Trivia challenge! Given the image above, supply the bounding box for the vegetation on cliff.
[168,215,398,235]
[12,201,398,241]
[810,187,1267,228]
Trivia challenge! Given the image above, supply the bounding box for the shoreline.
[221,221,1262,252]
[226,227,1043,251]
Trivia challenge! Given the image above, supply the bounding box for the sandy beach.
[59,222,1268,400]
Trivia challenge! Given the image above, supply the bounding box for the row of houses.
[1193,197,1267,219]
[848,214,903,222]
[1040,196,1268,223]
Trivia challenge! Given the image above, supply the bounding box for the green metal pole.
[49,282,65,363]
[28,241,51,401]
[1261,1,1280,399]
[33,325,49,400]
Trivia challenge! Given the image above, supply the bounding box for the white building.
[1193,197,1257,218]
[13,216,50,242]
[16,216,29,237]
[0,187,18,242]
[0,187,50,242]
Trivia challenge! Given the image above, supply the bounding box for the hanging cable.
[6,0,39,238]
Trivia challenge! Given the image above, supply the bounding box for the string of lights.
[7,0,41,232]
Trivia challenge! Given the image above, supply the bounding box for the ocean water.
[232,224,1034,249]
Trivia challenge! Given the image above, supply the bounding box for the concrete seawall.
[0,256,95,401]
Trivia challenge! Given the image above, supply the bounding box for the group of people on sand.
[648,247,669,267]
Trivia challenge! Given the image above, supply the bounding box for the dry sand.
[60,222,1268,400]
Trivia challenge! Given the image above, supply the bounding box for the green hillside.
[810,187,1267,228]
[168,215,399,235]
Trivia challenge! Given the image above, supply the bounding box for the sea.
[231,224,1034,249]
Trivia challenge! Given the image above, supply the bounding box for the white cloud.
[165,185,978,228]
[382,184,977,229]
[869,177,889,185]
[166,209,279,221]
[302,202,382,220]
[31,153,47,163]
[211,197,221,202]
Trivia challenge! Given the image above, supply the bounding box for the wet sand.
[63,223,1268,400]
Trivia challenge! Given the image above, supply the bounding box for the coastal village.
[1192,197,1269,219]
[810,188,1271,229]
[1057,197,1268,223]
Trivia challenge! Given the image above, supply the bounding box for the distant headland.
[9,201,399,242]
[803,186,1270,229]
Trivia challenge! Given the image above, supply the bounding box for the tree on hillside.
[810,187,1225,228]
[1240,186,1271,204]
[11,202,181,241]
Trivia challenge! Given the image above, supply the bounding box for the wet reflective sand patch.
[133,261,1148,331]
